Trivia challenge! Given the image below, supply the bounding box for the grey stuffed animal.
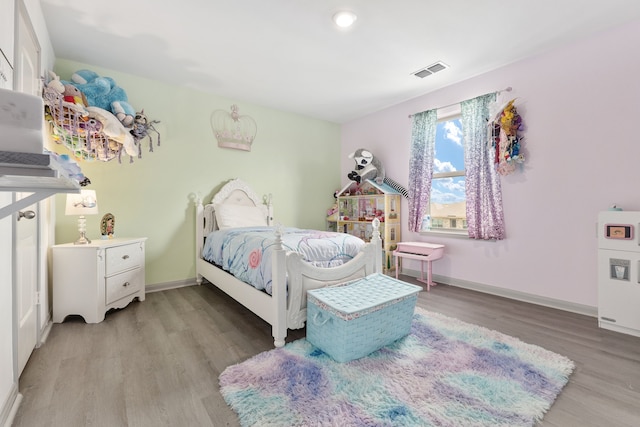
[347,148,385,185]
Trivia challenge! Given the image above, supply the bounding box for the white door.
[14,3,41,376]
[14,200,38,376]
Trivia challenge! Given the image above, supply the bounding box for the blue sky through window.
[432,118,465,204]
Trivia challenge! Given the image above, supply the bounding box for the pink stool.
[393,242,444,291]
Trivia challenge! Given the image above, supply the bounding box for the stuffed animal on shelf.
[129,110,161,157]
[44,69,162,164]
[62,84,87,107]
[347,148,385,185]
[44,71,87,115]
[69,69,136,127]
[46,70,65,94]
[85,106,137,157]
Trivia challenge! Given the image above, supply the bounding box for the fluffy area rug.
[219,308,574,427]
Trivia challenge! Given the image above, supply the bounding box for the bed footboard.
[274,218,383,333]
[285,244,380,329]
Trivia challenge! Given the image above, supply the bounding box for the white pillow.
[214,204,268,230]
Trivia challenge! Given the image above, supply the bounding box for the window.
[421,109,467,234]
[411,92,504,239]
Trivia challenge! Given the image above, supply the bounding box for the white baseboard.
[147,273,598,318]
[402,268,597,318]
[1,385,21,427]
[145,278,198,293]
[38,319,53,346]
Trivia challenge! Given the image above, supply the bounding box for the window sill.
[418,230,498,242]
[418,229,469,239]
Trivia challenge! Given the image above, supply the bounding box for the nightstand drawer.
[106,243,142,275]
[106,267,143,305]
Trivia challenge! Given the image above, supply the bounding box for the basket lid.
[307,273,421,315]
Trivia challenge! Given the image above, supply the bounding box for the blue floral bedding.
[202,227,365,295]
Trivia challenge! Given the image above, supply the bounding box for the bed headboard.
[196,179,273,259]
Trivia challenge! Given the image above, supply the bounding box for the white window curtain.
[461,93,506,240]
[407,109,437,232]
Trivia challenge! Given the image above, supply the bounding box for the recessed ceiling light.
[333,11,357,28]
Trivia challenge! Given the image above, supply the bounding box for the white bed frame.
[195,178,382,347]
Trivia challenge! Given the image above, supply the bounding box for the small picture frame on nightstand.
[100,213,115,239]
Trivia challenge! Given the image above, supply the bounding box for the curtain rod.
[408,86,512,118]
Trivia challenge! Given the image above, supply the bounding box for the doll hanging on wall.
[491,99,525,175]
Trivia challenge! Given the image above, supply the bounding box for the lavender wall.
[341,20,640,310]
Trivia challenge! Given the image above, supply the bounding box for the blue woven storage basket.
[307,273,421,362]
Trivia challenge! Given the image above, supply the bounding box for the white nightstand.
[52,237,147,323]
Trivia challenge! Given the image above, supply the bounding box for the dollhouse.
[336,180,401,270]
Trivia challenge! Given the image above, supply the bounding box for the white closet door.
[14,2,41,376]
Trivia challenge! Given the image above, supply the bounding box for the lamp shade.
[65,189,99,216]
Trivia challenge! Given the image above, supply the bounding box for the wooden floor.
[12,276,640,427]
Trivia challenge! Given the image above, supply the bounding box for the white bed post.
[195,195,204,285]
[371,218,383,274]
[271,226,287,347]
[265,193,274,225]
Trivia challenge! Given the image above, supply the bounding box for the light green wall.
[51,59,341,286]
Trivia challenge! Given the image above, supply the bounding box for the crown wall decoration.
[210,104,257,151]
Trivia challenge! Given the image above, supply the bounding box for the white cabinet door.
[14,4,42,376]
[0,49,12,89]
[14,195,38,376]
[0,0,15,74]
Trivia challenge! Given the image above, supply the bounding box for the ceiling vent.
[412,61,448,78]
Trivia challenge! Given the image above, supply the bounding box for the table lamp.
[65,189,99,244]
